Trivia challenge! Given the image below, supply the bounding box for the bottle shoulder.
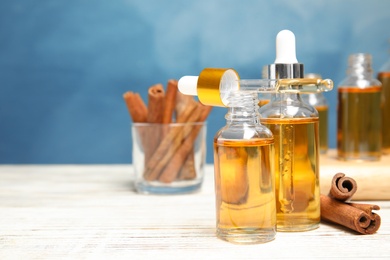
[379,58,390,72]
[259,98,318,118]
[339,76,381,88]
[301,93,328,106]
[215,123,273,140]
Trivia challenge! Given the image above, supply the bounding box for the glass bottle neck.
[225,92,259,125]
[347,53,374,78]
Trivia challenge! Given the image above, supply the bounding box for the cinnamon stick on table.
[320,173,381,235]
[320,195,381,235]
[328,172,357,201]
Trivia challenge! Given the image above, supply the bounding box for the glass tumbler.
[132,122,206,194]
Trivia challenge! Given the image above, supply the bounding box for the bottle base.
[337,155,381,162]
[135,180,202,194]
[277,222,319,232]
[216,228,276,244]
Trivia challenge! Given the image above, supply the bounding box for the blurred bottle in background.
[337,53,382,161]
[378,46,390,155]
[258,65,271,107]
[302,73,328,154]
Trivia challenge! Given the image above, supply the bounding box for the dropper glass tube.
[301,73,329,154]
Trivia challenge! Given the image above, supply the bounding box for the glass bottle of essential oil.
[258,65,271,107]
[378,52,390,154]
[214,91,276,244]
[259,30,320,232]
[302,73,328,154]
[338,53,382,161]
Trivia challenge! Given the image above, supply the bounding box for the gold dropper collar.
[197,68,239,107]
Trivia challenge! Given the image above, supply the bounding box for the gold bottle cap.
[197,68,239,107]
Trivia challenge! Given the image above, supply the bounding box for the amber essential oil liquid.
[213,138,276,244]
[378,73,390,154]
[337,86,382,161]
[315,105,328,154]
[261,118,320,231]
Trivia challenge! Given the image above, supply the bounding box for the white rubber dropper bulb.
[274,30,298,64]
[178,76,198,96]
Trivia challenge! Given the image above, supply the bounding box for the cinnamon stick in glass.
[162,80,178,124]
[123,92,148,123]
[174,91,200,180]
[144,84,165,168]
[123,91,149,151]
[159,104,212,183]
[143,101,199,181]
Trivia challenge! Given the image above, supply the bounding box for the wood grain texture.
[0,164,389,259]
[320,150,390,200]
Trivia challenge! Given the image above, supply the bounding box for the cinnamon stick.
[320,195,381,235]
[143,84,165,173]
[143,101,199,181]
[161,80,178,138]
[162,80,178,124]
[177,152,197,180]
[123,92,148,123]
[123,91,148,154]
[147,84,165,123]
[124,81,212,184]
[328,172,357,201]
[175,91,200,180]
[158,104,212,183]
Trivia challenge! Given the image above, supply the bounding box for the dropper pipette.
[178,68,333,107]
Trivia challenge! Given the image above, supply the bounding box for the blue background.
[1,0,389,164]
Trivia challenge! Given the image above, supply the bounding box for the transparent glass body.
[259,92,320,232]
[213,92,276,244]
[337,53,382,161]
[302,74,328,154]
[132,122,206,194]
[378,56,390,154]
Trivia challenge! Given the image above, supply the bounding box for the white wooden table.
[1,163,389,259]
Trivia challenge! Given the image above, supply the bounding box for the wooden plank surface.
[320,150,390,200]
[0,164,389,259]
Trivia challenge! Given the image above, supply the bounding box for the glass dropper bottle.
[259,30,320,232]
[181,68,277,244]
[337,53,382,161]
[378,45,390,154]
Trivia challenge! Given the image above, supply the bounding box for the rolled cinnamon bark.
[328,172,357,201]
[147,84,165,123]
[162,80,178,124]
[159,104,212,183]
[123,91,149,153]
[143,102,199,181]
[174,91,200,180]
[123,92,148,122]
[320,195,381,235]
[144,84,165,173]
